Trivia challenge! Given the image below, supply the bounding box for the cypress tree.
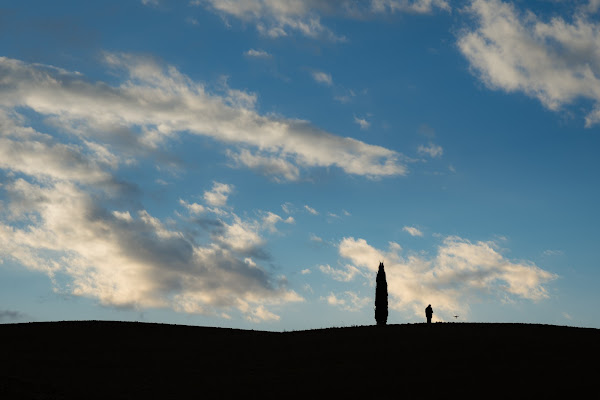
[375,262,388,326]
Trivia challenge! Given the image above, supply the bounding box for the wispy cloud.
[195,0,449,41]
[417,142,443,158]
[311,71,333,86]
[227,149,300,182]
[403,226,424,237]
[354,115,371,130]
[319,264,362,282]
[371,0,450,14]
[195,0,347,41]
[0,55,406,180]
[304,205,319,215]
[244,49,272,58]
[323,291,370,312]
[309,233,324,243]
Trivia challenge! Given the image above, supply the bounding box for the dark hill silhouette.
[1,321,598,398]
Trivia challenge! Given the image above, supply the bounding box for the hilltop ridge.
[1,321,597,398]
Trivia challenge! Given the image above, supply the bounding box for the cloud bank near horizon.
[320,236,557,321]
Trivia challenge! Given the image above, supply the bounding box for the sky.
[0,0,599,331]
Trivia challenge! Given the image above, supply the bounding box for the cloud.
[543,249,564,257]
[195,0,346,41]
[337,236,557,320]
[179,199,206,215]
[584,0,600,14]
[0,55,406,179]
[204,182,234,207]
[323,291,370,312]
[354,115,370,130]
[0,110,304,322]
[319,264,362,282]
[403,226,424,237]
[281,202,294,214]
[261,211,294,233]
[0,178,302,320]
[195,0,449,41]
[334,90,356,104]
[371,0,450,14]
[244,49,272,58]
[417,142,443,158]
[304,205,319,215]
[0,110,116,185]
[459,0,600,126]
[226,149,300,182]
[309,233,324,243]
[311,71,333,86]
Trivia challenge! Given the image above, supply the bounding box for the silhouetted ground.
[1,321,598,398]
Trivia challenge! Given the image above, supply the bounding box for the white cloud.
[281,202,294,214]
[213,214,264,254]
[323,291,370,312]
[585,0,600,14]
[371,0,450,14]
[179,199,206,215]
[204,182,233,207]
[304,205,319,215]
[0,111,115,185]
[113,210,133,222]
[301,268,311,275]
[338,236,557,320]
[0,179,303,318]
[334,89,356,104]
[311,71,333,86]
[196,0,346,41]
[543,249,564,256]
[0,110,303,322]
[196,0,449,41]
[0,55,406,179]
[261,211,294,233]
[354,115,370,130]
[247,305,280,322]
[325,292,345,306]
[244,49,272,58]
[417,142,443,158]
[226,149,300,182]
[309,233,324,243]
[403,226,424,237]
[459,0,600,126]
[319,264,362,282]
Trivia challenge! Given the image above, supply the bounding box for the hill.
[1,321,598,398]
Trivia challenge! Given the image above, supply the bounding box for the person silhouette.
[425,304,433,324]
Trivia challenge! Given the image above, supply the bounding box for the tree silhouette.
[375,262,388,326]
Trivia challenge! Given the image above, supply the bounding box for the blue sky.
[1,0,599,331]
